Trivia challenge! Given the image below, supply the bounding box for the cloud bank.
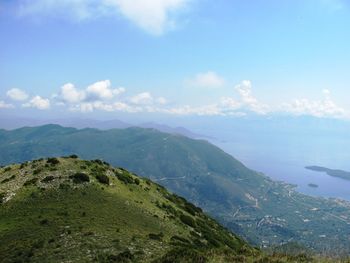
[1,79,347,119]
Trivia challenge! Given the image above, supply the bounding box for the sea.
[191,117,350,201]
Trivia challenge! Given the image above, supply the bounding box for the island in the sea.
[305,166,350,181]
[308,183,319,188]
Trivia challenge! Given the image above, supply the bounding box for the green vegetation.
[1,125,350,254]
[70,172,90,183]
[95,174,110,185]
[0,158,349,262]
[0,157,256,262]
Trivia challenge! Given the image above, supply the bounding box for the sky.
[0,0,350,120]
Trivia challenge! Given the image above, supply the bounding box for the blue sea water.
[209,131,350,201]
[187,117,350,201]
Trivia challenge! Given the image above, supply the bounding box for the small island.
[308,183,319,188]
[305,166,350,181]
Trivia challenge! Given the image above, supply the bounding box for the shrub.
[184,202,201,216]
[134,178,140,185]
[24,178,38,186]
[70,173,90,184]
[39,219,49,225]
[102,161,110,166]
[92,159,104,165]
[0,192,6,204]
[1,175,16,184]
[161,203,178,216]
[69,154,79,159]
[145,179,151,185]
[180,214,196,228]
[148,232,164,241]
[47,158,60,165]
[96,174,110,185]
[156,247,207,263]
[4,167,11,172]
[41,176,54,183]
[115,172,134,184]
[33,168,42,175]
[170,235,191,244]
[108,249,134,262]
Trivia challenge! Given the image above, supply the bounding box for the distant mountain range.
[1,125,350,254]
[0,117,206,139]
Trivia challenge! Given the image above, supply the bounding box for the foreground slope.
[0,157,257,262]
[1,125,350,254]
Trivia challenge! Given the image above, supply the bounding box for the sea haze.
[187,116,350,201]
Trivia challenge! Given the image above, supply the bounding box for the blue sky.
[0,0,350,119]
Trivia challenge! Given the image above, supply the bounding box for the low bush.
[115,172,134,184]
[170,235,191,244]
[0,192,6,204]
[1,175,16,184]
[47,158,60,165]
[180,214,196,228]
[33,168,42,175]
[24,178,38,186]
[92,159,104,165]
[154,247,207,263]
[41,176,54,183]
[39,219,49,225]
[184,202,202,216]
[108,249,134,262]
[70,173,90,184]
[148,232,164,241]
[96,174,110,185]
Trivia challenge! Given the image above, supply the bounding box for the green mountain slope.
[0,157,257,262]
[1,125,350,254]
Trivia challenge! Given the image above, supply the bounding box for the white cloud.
[130,92,154,105]
[60,80,125,104]
[86,80,125,100]
[282,90,346,118]
[166,104,222,116]
[18,0,190,35]
[6,88,29,101]
[105,0,189,35]
[71,101,142,113]
[220,97,241,110]
[60,83,86,104]
[235,80,269,114]
[157,97,167,105]
[0,101,14,109]
[23,96,50,110]
[188,71,225,88]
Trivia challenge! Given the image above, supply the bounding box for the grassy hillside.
[1,125,350,254]
[0,157,330,263]
[0,156,258,262]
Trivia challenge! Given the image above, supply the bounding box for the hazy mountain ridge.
[1,125,350,254]
[0,118,205,139]
[306,166,350,181]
